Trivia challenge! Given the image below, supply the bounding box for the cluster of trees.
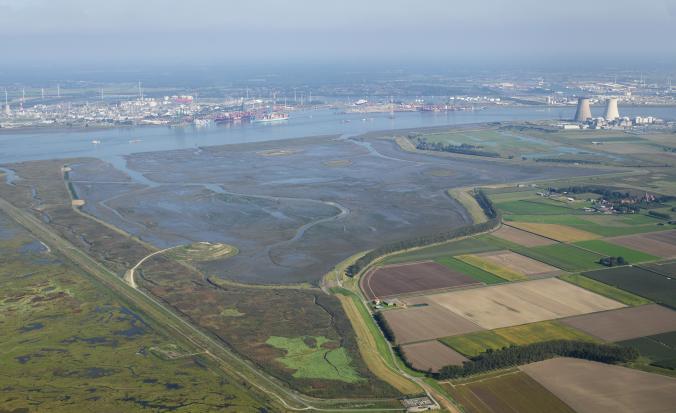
[435,340,638,379]
[599,256,627,267]
[414,138,501,158]
[345,192,500,277]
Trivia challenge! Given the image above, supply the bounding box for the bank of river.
[2,106,673,164]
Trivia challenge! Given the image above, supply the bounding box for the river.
[0,105,674,164]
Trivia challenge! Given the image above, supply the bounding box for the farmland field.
[584,266,676,309]
[574,239,659,263]
[435,256,505,284]
[400,340,467,372]
[619,331,676,370]
[505,213,670,237]
[559,274,652,306]
[361,261,479,299]
[405,278,624,329]
[494,199,578,215]
[521,358,676,413]
[456,254,526,281]
[609,230,676,258]
[440,331,512,357]
[473,250,561,277]
[644,260,676,277]
[491,225,556,247]
[444,371,576,413]
[506,221,601,242]
[441,320,599,357]
[381,237,501,265]
[382,304,484,344]
[561,304,676,342]
[521,243,603,271]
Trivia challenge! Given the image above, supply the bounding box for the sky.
[1,0,675,68]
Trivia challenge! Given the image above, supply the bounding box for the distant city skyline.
[1,0,675,67]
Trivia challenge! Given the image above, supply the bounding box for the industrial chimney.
[604,98,620,121]
[574,98,592,122]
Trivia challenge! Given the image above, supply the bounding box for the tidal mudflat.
[68,135,604,284]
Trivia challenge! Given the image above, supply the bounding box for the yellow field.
[456,254,526,281]
[508,222,601,242]
[495,320,601,346]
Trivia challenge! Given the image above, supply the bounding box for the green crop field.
[574,240,659,264]
[381,237,501,265]
[266,336,363,383]
[559,274,652,306]
[435,256,506,284]
[620,331,676,371]
[525,244,603,271]
[444,371,576,413]
[486,190,539,202]
[494,200,578,215]
[584,267,676,309]
[496,320,600,345]
[440,331,512,357]
[0,213,267,412]
[440,321,599,357]
[504,213,670,237]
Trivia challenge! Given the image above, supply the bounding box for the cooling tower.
[574,98,592,122]
[604,98,620,121]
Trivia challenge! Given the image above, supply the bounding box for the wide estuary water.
[0,105,674,164]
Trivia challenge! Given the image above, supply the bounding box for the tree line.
[414,137,501,158]
[435,340,638,379]
[373,312,395,342]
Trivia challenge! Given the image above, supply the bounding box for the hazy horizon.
[1,0,675,68]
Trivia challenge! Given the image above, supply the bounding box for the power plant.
[604,98,620,121]
[574,97,592,122]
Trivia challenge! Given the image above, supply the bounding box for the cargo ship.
[252,112,289,123]
[214,111,255,124]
